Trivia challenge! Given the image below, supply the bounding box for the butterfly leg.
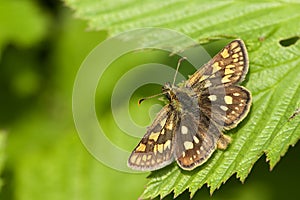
[217,134,231,150]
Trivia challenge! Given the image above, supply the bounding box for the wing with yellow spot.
[199,85,252,130]
[186,39,249,90]
[175,111,221,170]
[127,105,178,171]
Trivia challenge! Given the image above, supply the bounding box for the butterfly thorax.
[163,83,200,116]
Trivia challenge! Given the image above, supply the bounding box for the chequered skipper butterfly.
[128,39,252,171]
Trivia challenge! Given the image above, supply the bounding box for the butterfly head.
[162,82,177,101]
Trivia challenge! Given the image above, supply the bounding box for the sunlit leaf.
[64,0,300,199]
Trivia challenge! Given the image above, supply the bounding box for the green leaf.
[0,1,50,54]
[0,131,6,191]
[64,0,300,199]
[4,13,145,200]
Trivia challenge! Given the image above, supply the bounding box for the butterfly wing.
[187,39,251,130]
[128,39,251,171]
[199,85,252,129]
[186,39,249,90]
[174,111,221,170]
[174,39,251,170]
[128,104,178,171]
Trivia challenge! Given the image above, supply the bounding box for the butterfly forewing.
[186,40,248,90]
[128,105,177,171]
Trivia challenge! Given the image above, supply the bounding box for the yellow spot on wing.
[221,74,232,83]
[157,144,164,153]
[135,155,141,164]
[136,143,146,152]
[160,117,167,127]
[130,154,137,163]
[232,53,239,58]
[224,96,233,104]
[142,155,147,161]
[225,68,234,75]
[230,41,239,49]
[226,64,235,68]
[212,62,221,73]
[233,47,241,53]
[149,132,160,141]
[199,75,209,82]
[165,121,173,130]
[151,159,156,165]
[221,48,229,58]
[164,140,171,150]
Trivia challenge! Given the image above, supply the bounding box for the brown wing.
[186,39,249,90]
[186,39,251,130]
[174,112,221,170]
[199,85,252,130]
[127,105,178,171]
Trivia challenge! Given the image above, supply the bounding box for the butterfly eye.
[162,86,171,99]
[165,91,171,101]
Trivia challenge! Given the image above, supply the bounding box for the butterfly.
[128,39,252,171]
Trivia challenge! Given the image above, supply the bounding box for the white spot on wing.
[204,81,212,88]
[181,126,188,134]
[220,105,229,111]
[193,136,199,144]
[208,95,217,101]
[184,141,194,150]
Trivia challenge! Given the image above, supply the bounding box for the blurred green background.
[0,1,300,200]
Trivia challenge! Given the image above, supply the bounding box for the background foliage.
[0,0,300,200]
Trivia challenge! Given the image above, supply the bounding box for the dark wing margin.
[127,105,177,171]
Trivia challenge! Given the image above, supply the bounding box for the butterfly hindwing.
[199,85,252,129]
[128,105,177,171]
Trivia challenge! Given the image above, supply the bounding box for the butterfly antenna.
[172,57,187,86]
[138,92,167,105]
